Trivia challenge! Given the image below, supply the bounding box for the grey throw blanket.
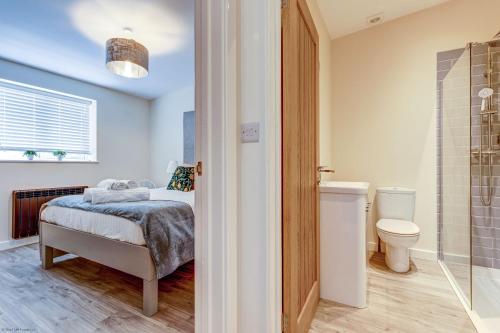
[47,195,194,279]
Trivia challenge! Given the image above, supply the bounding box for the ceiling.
[0,0,194,100]
[316,0,450,39]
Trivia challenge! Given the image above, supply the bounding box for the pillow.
[167,166,195,192]
[139,179,156,189]
[96,179,117,189]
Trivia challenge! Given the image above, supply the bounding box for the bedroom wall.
[0,59,150,246]
[149,86,194,187]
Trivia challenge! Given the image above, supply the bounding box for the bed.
[39,188,195,316]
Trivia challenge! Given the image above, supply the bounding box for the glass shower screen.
[438,45,471,306]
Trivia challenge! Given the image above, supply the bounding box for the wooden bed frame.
[39,220,159,316]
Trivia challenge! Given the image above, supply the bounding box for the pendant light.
[106,28,149,79]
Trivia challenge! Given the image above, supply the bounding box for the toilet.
[376,187,420,273]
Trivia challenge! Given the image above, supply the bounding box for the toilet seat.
[376,218,420,236]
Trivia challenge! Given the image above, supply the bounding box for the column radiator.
[12,186,87,239]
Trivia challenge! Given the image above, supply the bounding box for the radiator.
[12,186,87,239]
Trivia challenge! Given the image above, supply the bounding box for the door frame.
[195,0,239,332]
[195,0,282,332]
[264,1,283,332]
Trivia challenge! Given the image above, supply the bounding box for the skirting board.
[443,252,469,265]
[368,241,438,261]
[410,248,438,261]
[0,236,39,251]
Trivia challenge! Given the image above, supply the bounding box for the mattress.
[41,188,195,246]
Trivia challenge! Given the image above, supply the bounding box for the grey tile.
[472,215,498,227]
[472,44,489,56]
[472,54,488,66]
[472,64,487,76]
[471,176,500,187]
[472,226,494,237]
[473,236,493,248]
[471,206,500,218]
[473,246,494,257]
[437,60,451,71]
[437,70,448,81]
[493,238,500,248]
[437,48,465,62]
[473,256,493,267]
[472,74,488,85]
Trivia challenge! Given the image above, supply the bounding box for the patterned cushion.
[167,166,195,192]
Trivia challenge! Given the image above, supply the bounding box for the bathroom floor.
[309,252,476,333]
[473,267,500,332]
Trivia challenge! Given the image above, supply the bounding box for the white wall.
[307,0,332,171]
[328,0,500,255]
[149,85,194,186]
[238,0,268,330]
[0,59,150,244]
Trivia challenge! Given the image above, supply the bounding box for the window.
[0,78,97,162]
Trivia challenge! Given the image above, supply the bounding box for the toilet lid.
[377,219,420,235]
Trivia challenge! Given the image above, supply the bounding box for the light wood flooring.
[0,244,194,333]
[310,252,476,333]
[0,246,477,333]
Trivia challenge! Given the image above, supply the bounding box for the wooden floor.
[0,244,194,333]
[310,252,476,333]
[0,246,477,333]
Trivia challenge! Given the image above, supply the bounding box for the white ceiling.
[316,0,450,39]
[0,0,194,100]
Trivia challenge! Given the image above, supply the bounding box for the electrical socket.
[241,122,260,143]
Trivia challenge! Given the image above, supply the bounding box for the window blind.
[0,79,94,154]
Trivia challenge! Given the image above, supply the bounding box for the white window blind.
[0,78,95,155]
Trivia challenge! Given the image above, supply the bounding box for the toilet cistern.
[376,187,420,273]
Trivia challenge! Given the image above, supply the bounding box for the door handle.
[317,166,335,184]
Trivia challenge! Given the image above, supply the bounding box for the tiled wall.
[438,43,500,268]
[470,43,500,268]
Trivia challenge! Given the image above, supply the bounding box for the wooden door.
[282,0,320,332]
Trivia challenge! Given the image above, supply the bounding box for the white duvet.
[41,188,195,246]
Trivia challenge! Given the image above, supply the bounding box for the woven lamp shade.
[106,38,149,79]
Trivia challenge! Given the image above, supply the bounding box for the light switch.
[241,122,260,143]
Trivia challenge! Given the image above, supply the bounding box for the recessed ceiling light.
[366,13,384,26]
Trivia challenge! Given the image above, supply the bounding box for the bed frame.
[39,220,158,316]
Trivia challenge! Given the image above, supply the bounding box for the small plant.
[23,150,38,161]
[53,150,67,161]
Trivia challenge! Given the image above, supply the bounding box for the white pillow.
[96,179,117,189]
[139,179,156,189]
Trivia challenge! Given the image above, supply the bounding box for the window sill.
[0,160,99,164]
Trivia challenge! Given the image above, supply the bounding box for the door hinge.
[282,314,289,332]
[196,161,203,176]
[281,0,288,9]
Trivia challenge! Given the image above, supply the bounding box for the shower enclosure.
[438,38,500,332]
